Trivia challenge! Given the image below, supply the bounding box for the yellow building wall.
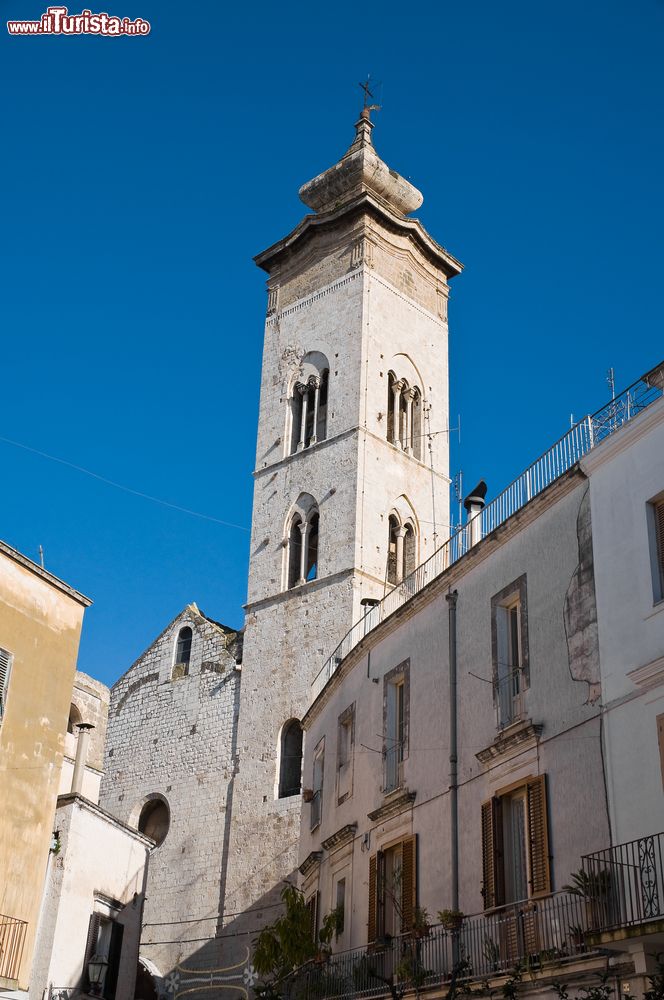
[0,545,90,989]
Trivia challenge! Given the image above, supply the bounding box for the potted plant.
[569,924,585,951]
[302,788,314,803]
[438,908,464,932]
[563,868,614,930]
[411,906,431,939]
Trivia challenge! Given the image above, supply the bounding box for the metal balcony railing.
[582,832,664,933]
[0,913,27,983]
[288,892,598,1000]
[311,362,664,705]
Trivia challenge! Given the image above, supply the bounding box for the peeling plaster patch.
[564,487,601,703]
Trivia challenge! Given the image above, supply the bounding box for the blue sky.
[1,0,662,687]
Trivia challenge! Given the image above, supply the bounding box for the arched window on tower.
[404,523,417,577]
[174,626,192,675]
[279,719,303,798]
[289,353,330,455]
[387,514,400,585]
[411,389,422,461]
[288,515,303,589]
[387,371,423,459]
[286,495,320,589]
[387,515,418,585]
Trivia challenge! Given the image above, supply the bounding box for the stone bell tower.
[222,108,463,953]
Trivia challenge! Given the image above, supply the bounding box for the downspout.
[445,590,459,918]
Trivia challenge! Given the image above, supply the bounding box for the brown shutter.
[82,913,101,989]
[657,714,664,791]
[306,892,319,943]
[481,798,504,909]
[368,854,377,943]
[527,775,551,896]
[400,835,417,932]
[656,501,664,591]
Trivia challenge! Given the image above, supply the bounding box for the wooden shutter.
[527,775,551,896]
[368,854,377,943]
[306,892,319,943]
[82,912,101,989]
[0,648,11,719]
[481,798,505,909]
[656,500,664,593]
[400,835,417,932]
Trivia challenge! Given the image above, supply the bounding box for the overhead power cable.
[0,434,250,532]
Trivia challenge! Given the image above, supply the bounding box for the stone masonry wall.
[99,604,241,980]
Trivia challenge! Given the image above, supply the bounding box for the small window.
[648,496,664,603]
[311,739,324,830]
[0,647,13,723]
[384,661,409,793]
[335,877,346,936]
[174,626,192,677]
[138,797,170,846]
[290,354,330,454]
[337,703,355,804]
[67,703,82,734]
[492,576,529,729]
[286,497,320,590]
[278,719,303,798]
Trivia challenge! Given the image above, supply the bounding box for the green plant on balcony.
[563,868,614,930]
[438,908,465,932]
[644,956,664,1000]
[410,906,431,938]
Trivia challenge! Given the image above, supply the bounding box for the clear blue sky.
[1,0,662,687]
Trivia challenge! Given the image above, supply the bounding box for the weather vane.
[358,76,381,119]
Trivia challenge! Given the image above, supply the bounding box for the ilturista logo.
[7,6,151,34]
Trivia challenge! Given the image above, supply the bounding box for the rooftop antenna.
[38,544,44,569]
[607,367,616,401]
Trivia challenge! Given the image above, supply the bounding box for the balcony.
[293,892,600,1000]
[0,913,28,987]
[582,832,664,940]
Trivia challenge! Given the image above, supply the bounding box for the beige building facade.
[0,540,91,991]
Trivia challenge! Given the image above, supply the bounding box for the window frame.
[310,738,325,831]
[0,647,13,723]
[491,575,530,729]
[383,660,410,794]
[647,494,664,604]
[336,703,355,805]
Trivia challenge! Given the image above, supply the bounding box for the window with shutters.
[383,662,409,794]
[648,495,664,604]
[337,703,355,804]
[83,907,124,1000]
[305,891,319,943]
[367,835,417,943]
[310,739,324,830]
[0,647,13,724]
[481,775,551,911]
[491,576,529,729]
[657,714,664,791]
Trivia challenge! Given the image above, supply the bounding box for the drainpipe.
[463,480,487,547]
[71,723,95,795]
[446,590,459,940]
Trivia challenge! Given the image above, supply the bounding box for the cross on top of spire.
[358,76,381,121]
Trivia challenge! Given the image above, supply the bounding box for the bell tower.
[223,109,463,947]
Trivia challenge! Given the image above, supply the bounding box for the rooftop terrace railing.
[290,891,598,1000]
[311,362,664,704]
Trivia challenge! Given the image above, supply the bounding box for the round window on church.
[138,796,170,846]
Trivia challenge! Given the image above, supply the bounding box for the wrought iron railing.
[288,892,597,1000]
[582,832,664,932]
[48,989,86,1000]
[0,913,27,983]
[311,362,664,704]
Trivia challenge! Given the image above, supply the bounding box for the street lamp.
[87,953,108,996]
